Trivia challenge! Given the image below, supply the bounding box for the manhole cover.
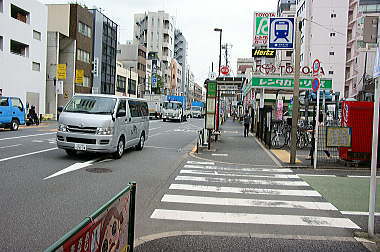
[86,168,112,173]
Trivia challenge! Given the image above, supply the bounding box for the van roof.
[74,93,147,102]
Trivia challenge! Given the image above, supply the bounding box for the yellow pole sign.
[56,64,67,80]
[75,69,84,84]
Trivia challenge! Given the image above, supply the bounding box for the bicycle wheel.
[271,133,286,149]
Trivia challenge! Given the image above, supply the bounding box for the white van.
[57,94,149,159]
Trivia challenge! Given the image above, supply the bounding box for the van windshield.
[163,102,181,109]
[64,96,117,114]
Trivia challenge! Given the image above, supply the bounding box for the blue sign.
[268,17,295,49]
[312,78,320,92]
[152,75,157,88]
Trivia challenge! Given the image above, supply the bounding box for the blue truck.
[190,101,205,118]
[0,96,26,131]
[162,95,187,122]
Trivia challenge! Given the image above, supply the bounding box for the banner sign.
[75,69,84,84]
[252,49,276,58]
[254,12,276,45]
[251,77,332,90]
[46,184,136,252]
[207,81,217,97]
[56,80,64,95]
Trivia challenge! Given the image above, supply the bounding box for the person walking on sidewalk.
[243,109,251,137]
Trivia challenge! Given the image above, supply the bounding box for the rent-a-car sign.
[253,12,276,45]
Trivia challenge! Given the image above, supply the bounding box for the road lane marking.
[169,184,321,197]
[0,147,58,162]
[32,140,44,143]
[347,175,380,178]
[43,159,97,180]
[298,174,337,177]
[161,194,338,211]
[175,176,309,186]
[149,127,162,131]
[187,161,215,165]
[184,165,293,173]
[145,146,179,150]
[0,144,22,149]
[212,153,229,157]
[0,132,56,141]
[151,209,360,229]
[180,170,299,179]
[341,211,380,216]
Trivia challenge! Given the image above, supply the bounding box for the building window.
[0,0,3,13]
[0,36,3,51]
[329,51,335,55]
[32,62,40,71]
[10,40,28,57]
[331,13,336,18]
[329,71,334,75]
[286,51,293,57]
[330,33,335,37]
[83,76,89,87]
[117,75,126,92]
[78,22,91,38]
[11,4,29,24]
[33,30,41,41]
[77,49,90,63]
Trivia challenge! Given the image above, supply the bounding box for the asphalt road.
[0,118,204,251]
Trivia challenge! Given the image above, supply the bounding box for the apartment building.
[297,0,349,94]
[90,9,117,95]
[345,0,380,98]
[0,0,47,114]
[115,61,138,98]
[134,11,175,93]
[117,42,147,97]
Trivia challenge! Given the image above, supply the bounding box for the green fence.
[45,182,136,252]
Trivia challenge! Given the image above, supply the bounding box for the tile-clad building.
[90,9,118,95]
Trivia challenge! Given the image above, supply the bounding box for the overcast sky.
[41,0,278,84]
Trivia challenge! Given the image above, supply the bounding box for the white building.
[0,0,47,114]
[297,0,349,94]
[133,11,175,93]
[115,61,138,98]
[345,0,380,98]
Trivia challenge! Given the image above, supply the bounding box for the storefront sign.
[254,12,276,45]
[207,81,217,97]
[252,49,276,58]
[326,127,352,147]
[257,63,325,75]
[218,85,239,91]
[251,77,332,89]
[56,81,64,95]
[75,69,84,84]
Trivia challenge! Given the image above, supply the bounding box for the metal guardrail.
[45,182,137,252]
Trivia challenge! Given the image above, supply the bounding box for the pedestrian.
[243,109,251,137]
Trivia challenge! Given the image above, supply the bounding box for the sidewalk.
[195,119,280,167]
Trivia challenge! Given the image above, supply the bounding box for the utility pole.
[290,17,302,164]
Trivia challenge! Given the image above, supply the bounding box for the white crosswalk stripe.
[151,161,360,231]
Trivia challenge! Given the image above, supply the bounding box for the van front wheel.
[113,137,125,159]
[10,119,19,131]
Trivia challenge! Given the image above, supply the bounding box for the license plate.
[74,143,87,151]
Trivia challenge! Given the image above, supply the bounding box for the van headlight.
[58,124,67,132]
[96,127,113,135]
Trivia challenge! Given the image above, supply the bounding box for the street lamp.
[129,66,134,97]
[214,28,222,76]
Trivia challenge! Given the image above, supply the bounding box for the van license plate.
[74,144,87,151]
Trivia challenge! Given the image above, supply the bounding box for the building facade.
[174,29,188,95]
[117,42,147,97]
[0,0,47,114]
[345,0,380,98]
[134,11,175,94]
[115,61,138,98]
[297,0,349,94]
[90,9,118,95]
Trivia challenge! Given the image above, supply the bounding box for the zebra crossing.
[150,160,360,233]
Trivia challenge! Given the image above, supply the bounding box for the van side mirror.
[57,107,63,113]
[116,109,126,117]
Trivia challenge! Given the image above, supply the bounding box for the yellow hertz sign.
[252,49,276,58]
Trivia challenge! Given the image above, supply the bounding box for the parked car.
[0,96,26,131]
[57,94,149,159]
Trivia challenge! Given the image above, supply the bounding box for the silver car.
[57,94,149,159]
